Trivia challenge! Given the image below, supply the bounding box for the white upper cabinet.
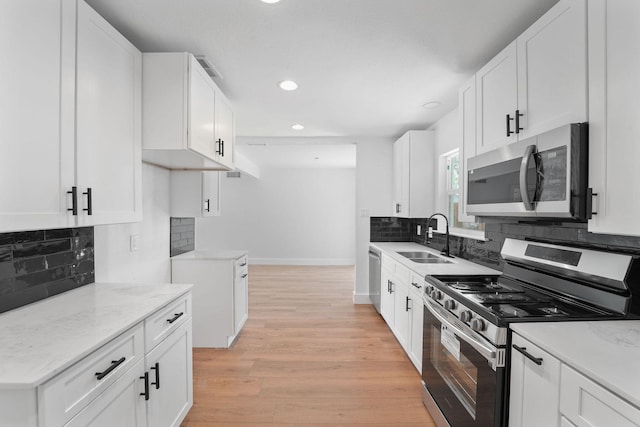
[476,41,519,154]
[0,0,76,232]
[0,0,142,233]
[392,130,435,218]
[587,0,640,237]
[142,53,235,171]
[475,0,587,154]
[170,171,221,217]
[75,0,142,226]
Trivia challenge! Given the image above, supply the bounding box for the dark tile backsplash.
[370,217,412,242]
[372,217,640,271]
[170,217,195,257]
[0,227,94,313]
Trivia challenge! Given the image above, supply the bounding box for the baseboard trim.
[353,292,372,305]
[250,258,355,266]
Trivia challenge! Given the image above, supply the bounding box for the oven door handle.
[424,297,497,363]
[519,144,537,211]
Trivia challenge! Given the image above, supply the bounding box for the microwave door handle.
[519,144,536,211]
[424,297,497,362]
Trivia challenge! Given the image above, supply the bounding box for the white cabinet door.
[202,172,221,217]
[146,320,193,427]
[560,364,640,427]
[408,284,423,372]
[233,257,249,336]
[214,91,234,169]
[0,0,75,232]
[393,280,410,351]
[509,333,561,427]
[475,41,518,154]
[458,76,477,223]
[64,359,147,427]
[392,135,408,217]
[188,55,216,160]
[588,0,640,237]
[75,0,142,225]
[170,171,221,217]
[380,270,396,328]
[516,0,587,140]
[392,131,435,218]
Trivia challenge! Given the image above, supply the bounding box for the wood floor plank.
[181,265,434,426]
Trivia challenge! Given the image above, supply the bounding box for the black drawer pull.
[150,362,160,390]
[140,372,150,400]
[411,282,422,289]
[166,312,184,324]
[241,273,248,279]
[240,262,247,267]
[513,344,543,366]
[95,357,126,380]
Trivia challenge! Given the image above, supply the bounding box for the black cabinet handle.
[241,273,248,278]
[515,110,524,134]
[140,372,150,400]
[216,138,222,155]
[388,280,394,294]
[240,262,247,267]
[405,296,411,312]
[166,312,184,324]
[506,114,515,136]
[205,199,210,212]
[83,188,92,215]
[411,282,422,289]
[587,188,598,218]
[150,362,160,390]
[67,186,78,215]
[512,344,543,366]
[95,357,126,380]
[395,203,401,214]
[221,140,225,157]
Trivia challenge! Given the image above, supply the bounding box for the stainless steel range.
[421,238,640,427]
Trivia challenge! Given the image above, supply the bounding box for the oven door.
[421,297,504,427]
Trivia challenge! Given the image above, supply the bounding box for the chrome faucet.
[425,213,451,258]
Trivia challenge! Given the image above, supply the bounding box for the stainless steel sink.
[397,251,441,259]
[397,251,453,264]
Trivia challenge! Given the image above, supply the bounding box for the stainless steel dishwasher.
[368,246,381,313]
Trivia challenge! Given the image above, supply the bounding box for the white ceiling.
[86,0,559,168]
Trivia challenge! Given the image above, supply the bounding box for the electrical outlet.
[130,234,140,252]
[428,227,433,238]
[417,225,421,235]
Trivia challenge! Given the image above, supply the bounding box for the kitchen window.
[444,150,485,237]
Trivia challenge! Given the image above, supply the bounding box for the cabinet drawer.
[39,323,144,427]
[145,293,192,352]
[560,364,640,427]
[409,272,425,294]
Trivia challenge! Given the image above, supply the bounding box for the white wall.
[196,167,356,265]
[94,163,171,283]
[354,138,394,303]
[429,108,460,219]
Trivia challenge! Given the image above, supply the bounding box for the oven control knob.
[470,318,485,332]
[431,290,443,300]
[460,310,473,322]
[444,299,456,310]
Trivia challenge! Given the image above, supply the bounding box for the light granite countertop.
[370,242,501,278]
[171,249,248,261]
[511,321,640,409]
[0,282,192,389]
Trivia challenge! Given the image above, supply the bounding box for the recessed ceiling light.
[422,101,441,109]
[261,0,281,3]
[291,124,304,130]
[279,80,298,91]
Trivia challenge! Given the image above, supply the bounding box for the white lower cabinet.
[171,252,249,347]
[14,292,194,427]
[145,320,193,427]
[379,255,423,372]
[509,333,561,427]
[64,359,147,427]
[560,365,640,427]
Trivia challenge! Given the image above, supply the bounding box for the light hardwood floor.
[181,265,435,426]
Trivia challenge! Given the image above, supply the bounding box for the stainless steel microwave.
[466,123,589,219]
